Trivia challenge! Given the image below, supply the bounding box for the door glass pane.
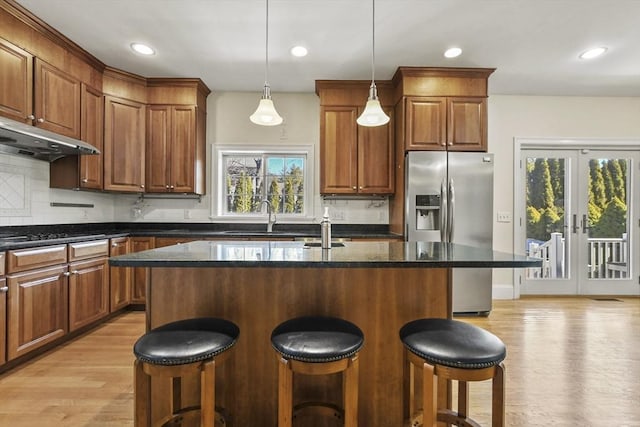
[585,158,630,279]
[524,156,569,279]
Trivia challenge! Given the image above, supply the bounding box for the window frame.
[212,144,315,221]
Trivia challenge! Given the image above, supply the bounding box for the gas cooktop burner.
[26,233,70,241]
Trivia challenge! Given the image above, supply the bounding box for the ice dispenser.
[415,194,440,230]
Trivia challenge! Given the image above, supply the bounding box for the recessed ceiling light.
[579,46,607,59]
[290,46,308,57]
[444,47,462,58]
[130,43,155,55]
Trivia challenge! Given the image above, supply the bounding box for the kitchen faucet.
[261,200,276,233]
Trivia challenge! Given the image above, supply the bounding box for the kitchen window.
[214,145,313,220]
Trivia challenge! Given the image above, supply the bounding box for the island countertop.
[109,240,540,268]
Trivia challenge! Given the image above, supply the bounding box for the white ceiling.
[15,0,640,96]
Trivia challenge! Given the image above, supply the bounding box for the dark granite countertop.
[0,222,401,251]
[108,240,541,269]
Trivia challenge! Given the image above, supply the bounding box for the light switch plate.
[497,211,512,223]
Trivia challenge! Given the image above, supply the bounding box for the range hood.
[0,116,100,162]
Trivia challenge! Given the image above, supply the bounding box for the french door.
[518,144,639,295]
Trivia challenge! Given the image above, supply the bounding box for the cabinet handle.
[71,270,79,275]
[82,178,88,183]
[63,272,71,277]
[140,184,145,189]
[27,114,35,120]
[165,185,170,189]
[37,117,45,123]
[352,186,357,190]
[0,286,8,293]
[170,185,174,189]
[112,242,118,247]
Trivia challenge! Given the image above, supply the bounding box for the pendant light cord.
[264,0,269,86]
[371,0,376,86]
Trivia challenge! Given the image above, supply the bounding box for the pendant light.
[356,0,389,127]
[250,0,283,126]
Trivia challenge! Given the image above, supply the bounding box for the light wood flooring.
[0,297,638,427]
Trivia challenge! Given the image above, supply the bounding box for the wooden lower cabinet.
[109,237,132,312]
[68,257,109,331]
[7,265,68,361]
[131,237,154,304]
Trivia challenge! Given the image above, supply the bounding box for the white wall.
[488,95,640,296]
[0,152,114,226]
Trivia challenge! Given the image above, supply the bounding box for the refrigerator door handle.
[440,179,448,242]
[448,178,455,242]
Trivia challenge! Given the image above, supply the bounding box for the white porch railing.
[527,233,628,279]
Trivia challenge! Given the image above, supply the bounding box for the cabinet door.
[7,265,68,361]
[34,58,81,138]
[320,106,358,194]
[0,277,6,366]
[104,95,146,192]
[405,97,446,151]
[171,106,197,193]
[0,38,33,123]
[146,105,171,192]
[79,84,104,189]
[131,237,154,304]
[447,97,487,151]
[68,257,109,331]
[109,238,131,312]
[357,106,394,194]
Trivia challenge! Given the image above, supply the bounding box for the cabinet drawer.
[0,252,5,276]
[68,239,109,261]
[7,245,67,273]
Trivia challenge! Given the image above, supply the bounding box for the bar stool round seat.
[134,317,239,427]
[400,318,506,427]
[271,316,364,427]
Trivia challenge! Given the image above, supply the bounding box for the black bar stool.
[134,317,239,427]
[271,316,364,427]
[400,318,506,427]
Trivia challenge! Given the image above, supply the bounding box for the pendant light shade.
[250,0,283,126]
[250,84,283,126]
[357,0,389,127]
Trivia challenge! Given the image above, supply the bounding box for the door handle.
[440,180,447,242]
[448,178,455,242]
[572,214,579,233]
[582,214,590,234]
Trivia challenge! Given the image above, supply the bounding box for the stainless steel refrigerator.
[405,151,494,314]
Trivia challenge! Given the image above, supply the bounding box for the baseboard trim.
[493,283,515,300]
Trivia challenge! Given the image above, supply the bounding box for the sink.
[303,242,345,248]
[219,230,301,236]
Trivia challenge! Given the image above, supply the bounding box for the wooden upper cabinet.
[0,41,81,138]
[103,95,146,192]
[49,83,104,190]
[0,37,33,123]
[404,96,486,152]
[34,58,81,138]
[405,97,447,150]
[317,81,394,195]
[357,106,394,194]
[320,106,358,194]
[447,97,486,151]
[320,105,394,195]
[146,105,199,194]
[79,84,104,188]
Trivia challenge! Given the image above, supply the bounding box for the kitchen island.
[110,240,540,427]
